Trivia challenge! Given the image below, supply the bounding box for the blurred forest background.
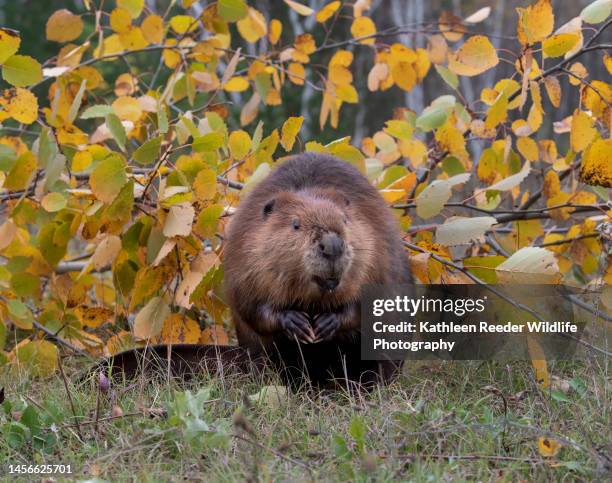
[2,0,609,159]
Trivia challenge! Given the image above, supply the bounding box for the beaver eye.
[292,219,300,230]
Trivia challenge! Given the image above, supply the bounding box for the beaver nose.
[318,233,344,260]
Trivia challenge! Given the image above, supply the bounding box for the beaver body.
[224,153,412,389]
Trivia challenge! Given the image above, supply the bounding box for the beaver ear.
[263,199,275,218]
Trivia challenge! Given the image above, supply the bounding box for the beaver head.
[254,188,366,302]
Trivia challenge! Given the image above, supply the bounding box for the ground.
[1,357,610,482]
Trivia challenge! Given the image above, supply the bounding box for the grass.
[1,355,610,482]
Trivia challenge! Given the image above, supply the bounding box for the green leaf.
[158,106,168,134]
[133,136,162,166]
[37,127,58,169]
[194,204,224,239]
[68,79,87,123]
[80,104,113,119]
[3,422,28,449]
[416,105,448,132]
[442,156,465,176]
[105,113,127,152]
[193,132,224,152]
[218,0,248,21]
[435,64,459,90]
[90,153,128,203]
[10,272,40,297]
[1,55,42,87]
[581,0,612,24]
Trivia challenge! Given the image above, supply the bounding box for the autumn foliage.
[0,0,610,379]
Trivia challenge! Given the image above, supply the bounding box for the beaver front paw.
[280,310,315,344]
[312,313,340,342]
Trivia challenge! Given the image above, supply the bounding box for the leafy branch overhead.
[0,0,610,379]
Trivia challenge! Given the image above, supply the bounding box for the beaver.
[223,152,412,389]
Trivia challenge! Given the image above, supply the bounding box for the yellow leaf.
[329,64,353,85]
[76,306,114,328]
[436,123,468,160]
[517,0,554,46]
[229,129,251,159]
[330,50,353,66]
[543,170,561,198]
[544,77,561,108]
[0,87,38,124]
[350,16,376,44]
[538,437,562,457]
[269,19,282,45]
[335,83,358,103]
[158,313,201,344]
[391,62,416,91]
[316,1,341,23]
[527,103,543,133]
[110,8,132,33]
[112,96,142,122]
[281,116,304,151]
[193,168,217,201]
[46,9,83,42]
[237,8,268,43]
[119,26,149,50]
[142,15,164,44]
[284,0,313,16]
[400,139,428,167]
[169,15,197,34]
[224,76,250,92]
[94,34,124,59]
[287,62,305,85]
[13,340,58,377]
[517,137,539,161]
[542,33,580,58]
[295,33,316,55]
[380,189,406,204]
[604,54,612,75]
[448,35,499,77]
[0,28,20,64]
[568,62,587,86]
[414,48,431,81]
[117,0,144,19]
[582,80,612,119]
[529,355,549,390]
[485,94,508,129]
[570,110,597,153]
[580,139,612,188]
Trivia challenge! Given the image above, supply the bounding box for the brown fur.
[224,153,412,389]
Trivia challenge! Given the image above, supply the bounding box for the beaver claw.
[280,311,315,344]
[312,313,340,342]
